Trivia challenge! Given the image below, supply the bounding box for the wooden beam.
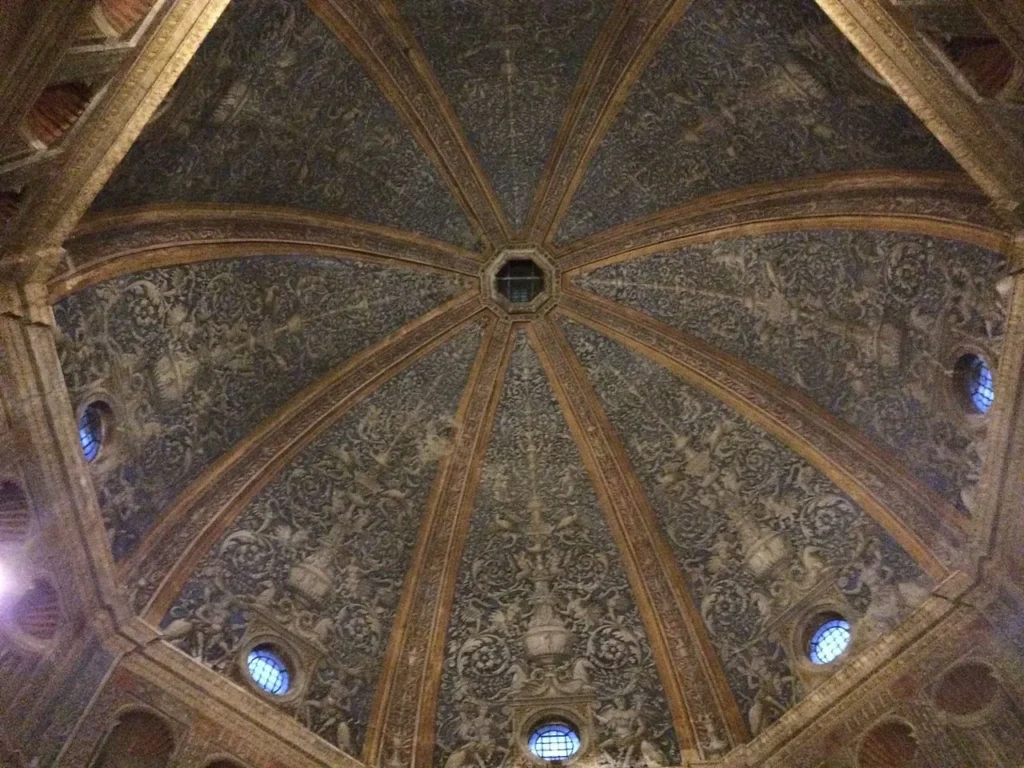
[53,204,482,299]
[305,0,511,248]
[525,0,695,244]
[529,317,749,760]
[1,0,232,281]
[812,0,1024,212]
[121,293,486,623]
[559,288,964,581]
[361,317,513,768]
[557,170,1012,273]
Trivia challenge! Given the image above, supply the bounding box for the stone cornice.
[362,317,513,768]
[812,0,1024,212]
[0,0,232,279]
[556,170,1012,273]
[558,288,967,581]
[119,293,487,624]
[524,0,695,244]
[305,0,511,248]
[52,204,483,299]
[529,318,749,760]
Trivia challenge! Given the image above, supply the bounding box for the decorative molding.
[971,0,1024,69]
[0,0,233,280]
[811,0,1024,211]
[305,0,511,248]
[361,317,513,768]
[53,204,482,299]
[529,318,749,760]
[973,275,1024,574]
[117,292,486,623]
[558,288,966,581]
[524,0,694,244]
[557,171,1013,273]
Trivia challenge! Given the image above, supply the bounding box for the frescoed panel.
[394,0,615,231]
[55,255,469,559]
[561,319,933,735]
[434,333,680,768]
[574,230,1006,509]
[161,327,482,753]
[556,0,956,243]
[92,0,477,248]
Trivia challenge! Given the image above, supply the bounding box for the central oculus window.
[496,259,544,304]
[528,723,581,762]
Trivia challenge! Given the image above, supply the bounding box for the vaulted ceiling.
[46,0,1014,765]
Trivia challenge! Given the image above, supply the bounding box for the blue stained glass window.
[528,723,581,762]
[808,618,852,665]
[966,355,994,413]
[247,646,290,695]
[78,404,104,462]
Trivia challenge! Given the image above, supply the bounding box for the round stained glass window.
[808,618,852,665]
[528,723,581,762]
[78,402,108,462]
[246,645,290,695]
[956,353,994,414]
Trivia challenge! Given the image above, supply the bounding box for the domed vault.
[39,0,1014,766]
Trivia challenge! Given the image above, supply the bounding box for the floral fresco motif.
[556,0,955,243]
[91,0,477,249]
[161,327,481,753]
[54,256,468,559]
[434,333,680,768]
[561,319,932,734]
[395,0,615,231]
[575,230,1006,510]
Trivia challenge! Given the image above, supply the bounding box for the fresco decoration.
[89,0,478,250]
[555,0,957,244]
[160,327,482,754]
[434,333,680,768]
[54,256,469,560]
[560,319,933,734]
[574,230,1006,511]
[394,0,615,232]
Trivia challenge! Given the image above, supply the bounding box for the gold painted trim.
[812,0,1024,211]
[53,204,482,299]
[306,0,511,248]
[120,293,487,624]
[559,288,963,581]
[529,318,749,759]
[557,171,1012,273]
[525,0,695,244]
[2,0,233,277]
[362,318,514,768]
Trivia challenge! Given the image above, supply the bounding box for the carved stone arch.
[89,708,176,768]
[856,719,920,768]
[0,479,31,546]
[3,576,62,655]
[92,0,158,37]
[22,83,94,149]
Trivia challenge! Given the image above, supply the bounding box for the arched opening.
[11,579,59,641]
[24,82,94,148]
[91,711,174,768]
[858,720,919,768]
[0,480,31,546]
[93,0,157,37]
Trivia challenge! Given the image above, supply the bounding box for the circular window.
[246,645,291,695]
[808,616,852,665]
[528,722,581,762]
[78,401,112,461]
[954,353,994,414]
